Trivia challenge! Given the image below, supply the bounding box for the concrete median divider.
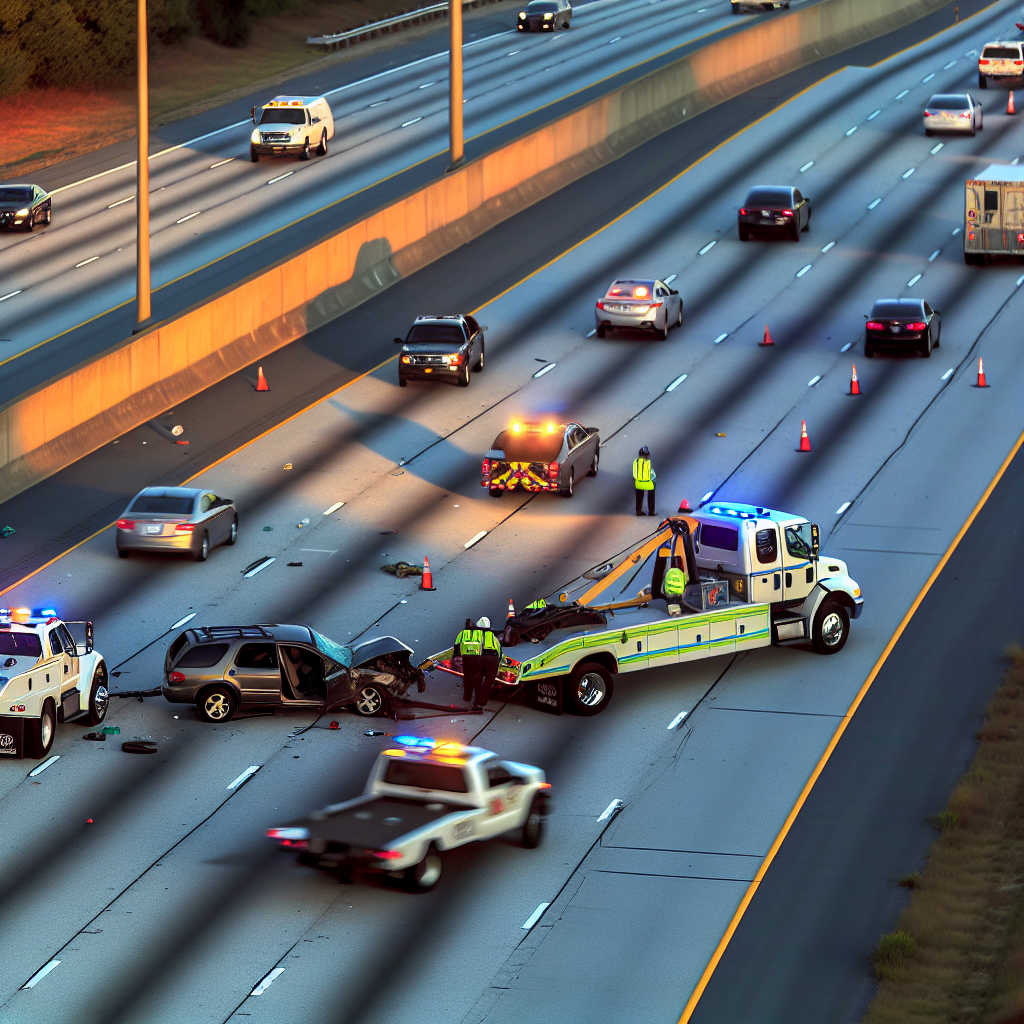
[0,0,949,505]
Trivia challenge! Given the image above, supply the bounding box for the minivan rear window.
[174,643,229,668]
[0,632,42,657]
[383,761,469,793]
[129,494,195,515]
[982,46,1020,59]
[700,524,739,551]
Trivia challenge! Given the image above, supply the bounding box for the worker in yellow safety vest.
[632,446,656,516]
[454,617,502,710]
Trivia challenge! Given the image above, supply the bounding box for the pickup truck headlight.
[251,129,260,143]
[15,209,29,217]
[544,12,553,17]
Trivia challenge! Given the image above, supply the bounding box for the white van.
[250,96,335,162]
[977,41,1024,88]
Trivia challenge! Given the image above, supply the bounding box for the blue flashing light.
[394,735,436,749]
[38,609,58,617]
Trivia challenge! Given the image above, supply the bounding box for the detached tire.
[402,843,442,893]
[25,699,56,759]
[83,663,109,726]
[521,795,547,848]
[565,662,613,715]
[352,684,389,717]
[812,599,850,655]
[197,686,237,722]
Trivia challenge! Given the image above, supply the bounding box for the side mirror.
[670,288,679,295]
[251,106,257,124]
[394,337,404,345]
[811,523,820,558]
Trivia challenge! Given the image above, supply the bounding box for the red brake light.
[539,782,552,789]
[169,671,186,682]
[482,459,490,475]
[596,300,605,310]
[908,322,927,331]
[979,58,989,64]
[372,849,403,860]
[175,523,195,532]
[739,208,747,215]
[117,519,135,530]
[548,461,559,479]
[866,321,883,331]
[781,209,793,217]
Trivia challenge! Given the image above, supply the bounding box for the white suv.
[250,95,335,162]
[978,41,1024,88]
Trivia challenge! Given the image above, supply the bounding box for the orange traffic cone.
[760,324,775,346]
[975,356,989,387]
[256,366,270,392]
[798,419,812,451]
[419,555,437,591]
[850,364,861,395]
[507,598,516,619]
[1008,91,1016,116]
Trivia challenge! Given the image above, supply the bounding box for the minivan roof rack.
[192,625,274,641]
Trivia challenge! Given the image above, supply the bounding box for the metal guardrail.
[307,0,503,51]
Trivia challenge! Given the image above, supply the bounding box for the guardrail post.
[134,0,152,332]
[449,0,464,169]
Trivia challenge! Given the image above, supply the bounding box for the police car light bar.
[393,735,437,749]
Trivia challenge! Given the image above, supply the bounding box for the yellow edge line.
[677,422,1024,1024]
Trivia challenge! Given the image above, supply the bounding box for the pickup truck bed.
[296,795,457,849]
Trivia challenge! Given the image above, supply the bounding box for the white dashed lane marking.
[250,968,285,996]
[227,766,261,790]
[597,799,624,822]
[522,904,550,930]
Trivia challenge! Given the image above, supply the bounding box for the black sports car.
[864,298,941,358]
[396,315,486,387]
[738,185,811,241]
[0,184,51,231]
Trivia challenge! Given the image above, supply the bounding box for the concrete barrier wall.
[0,0,949,504]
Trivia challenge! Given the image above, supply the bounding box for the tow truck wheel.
[402,843,442,893]
[521,795,547,848]
[301,137,311,160]
[197,686,237,723]
[26,699,56,759]
[83,664,109,726]
[565,662,613,715]
[812,599,850,655]
[352,684,389,717]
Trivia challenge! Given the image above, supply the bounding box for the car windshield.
[0,188,32,203]
[383,760,470,793]
[260,107,306,124]
[983,46,1019,59]
[0,631,42,657]
[871,301,924,319]
[404,324,465,348]
[311,629,352,669]
[607,281,654,298]
[927,94,970,109]
[745,187,793,207]
[492,429,563,463]
[128,494,196,515]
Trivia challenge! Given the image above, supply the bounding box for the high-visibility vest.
[526,599,546,610]
[633,457,654,490]
[663,567,686,597]
[482,630,502,654]
[456,629,502,656]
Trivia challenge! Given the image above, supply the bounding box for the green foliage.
[932,809,960,831]
[873,931,919,979]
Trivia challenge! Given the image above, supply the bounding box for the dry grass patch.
[862,646,1024,1024]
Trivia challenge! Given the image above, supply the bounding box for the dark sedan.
[0,184,51,231]
[483,420,599,498]
[396,314,486,387]
[864,298,941,358]
[738,185,811,241]
[518,0,571,30]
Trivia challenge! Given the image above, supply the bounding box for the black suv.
[162,625,424,722]
[396,315,486,388]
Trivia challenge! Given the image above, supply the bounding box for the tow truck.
[425,502,863,716]
[0,608,108,759]
[266,736,551,892]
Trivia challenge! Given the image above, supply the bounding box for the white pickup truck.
[266,737,551,892]
[0,609,108,759]
[427,502,863,716]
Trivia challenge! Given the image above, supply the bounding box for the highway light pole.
[135,0,152,329]
[448,0,464,170]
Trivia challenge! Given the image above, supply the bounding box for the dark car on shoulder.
[482,420,599,498]
[162,625,425,722]
[738,185,811,241]
[518,0,572,31]
[864,298,941,358]
[0,184,51,231]
[396,315,486,388]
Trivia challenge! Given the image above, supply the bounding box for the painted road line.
[678,425,1024,1024]
[28,755,60,778]
[75,256,100,268]
[22,961,61,989]
[796,264,812,278]
[0,290,22,302]
[267,171,294,184]
[227,766,261,791]
[243,557,275,578]
[401,116,423,127]
[507,50,519,56]
[175,211,201,224]
[369,99,388,107]
[821,241,836,253]
[533,362,557,378]
[943,59,957,69]
[668,710,688,730]
[931,142,944,155]
[586,329,597,338]
[807,375,821,387]
[608,35,622,43]
[835,501,852,516]
[952,227,961,235]
[465,531,488,550]
[902,167,915,179]
[867,109,881,120]
[666,373,688,393]
[907,273,922,287]
[522,903,551,930]
[713,333,728,345]
[841,342,854,353]
[922,72,935,82]
[845,126,858,136]
[597,798,624,822]
[323,501,345,515]
[300,548,337,554]
[209,157,235,169]
[1016,273,1024,287]
[941,368,955,381]
[1014,158,1021,166]
[799,160,814,173]
[170,612,197,630]
[895,89,910,99]
[250,967,285,996]
[698,240,717,255]
[868,198,882,210]
[700,490,714,503]
[928,249,941,262]
[107,195,135,208]
[664,273,677,285]
[418,81,435,88]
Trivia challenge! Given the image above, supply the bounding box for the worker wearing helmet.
[632,446,656,516]
[454,616,502,710]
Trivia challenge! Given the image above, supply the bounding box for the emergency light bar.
[394,735,437,749]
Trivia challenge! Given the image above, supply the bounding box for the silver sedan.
[595,279,683,340]
[924,93,982,135]
[116,487,238,561]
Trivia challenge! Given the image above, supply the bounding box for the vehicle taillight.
[907,322,927,331]
[781,209,793,217]
[968,231,975,240]
[865,321,883,330]
[924,110,932,116]
[979,58,990,64]
[539,782,552,789]
[1017,233,1024,243]
[548,461,559,479]
[960,111,971,118]
[372,849,403,860]
[482,458,491,475]
[169,671,186,682]
[117,519,135,530]
[596,300,605,310]
[739,207,747,215]
[1015,60,1023,65]
[175,523,195,532]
